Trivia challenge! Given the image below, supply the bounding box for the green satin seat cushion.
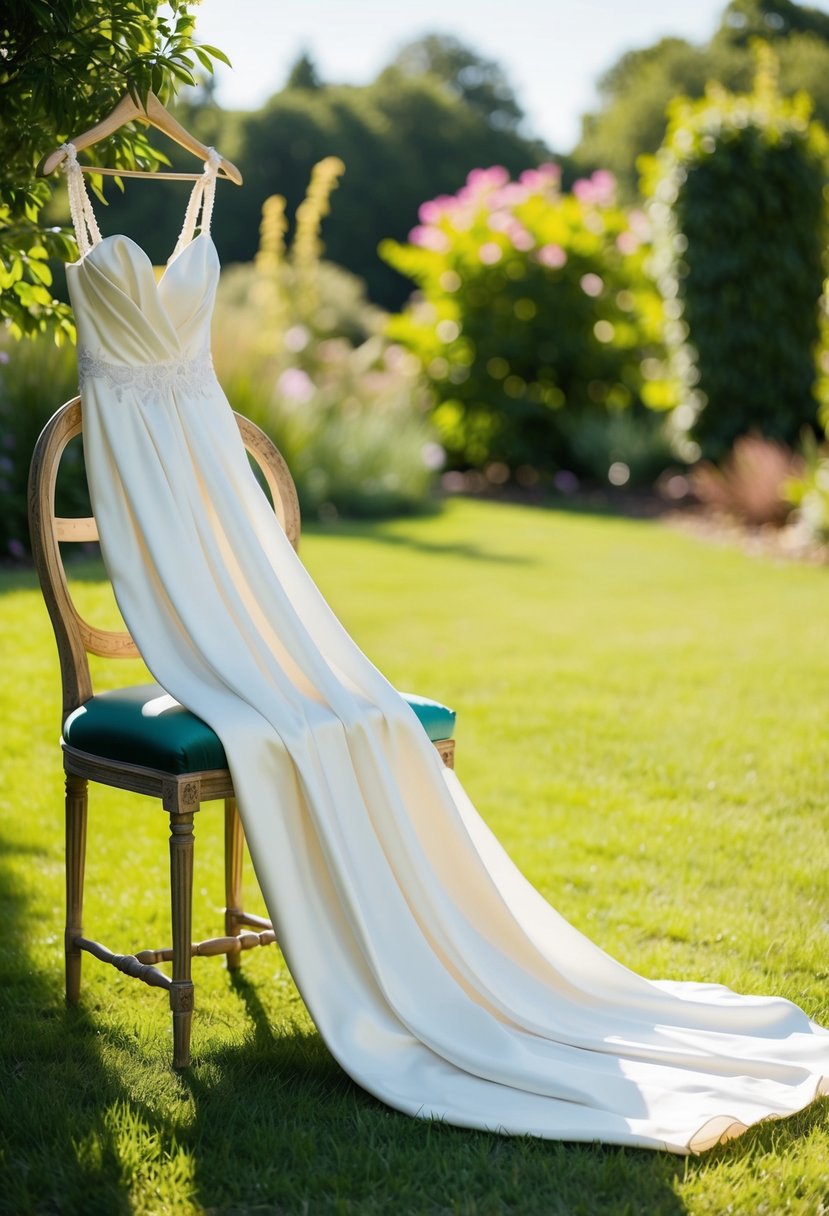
[63,683,456,776]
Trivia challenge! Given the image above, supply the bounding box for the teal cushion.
[398,692,456,743]
[64,683,455,775]
[64,684,227,774]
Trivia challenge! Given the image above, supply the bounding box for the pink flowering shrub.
[381,165,666,473]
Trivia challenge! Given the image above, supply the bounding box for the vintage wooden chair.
[28,396,457,1068]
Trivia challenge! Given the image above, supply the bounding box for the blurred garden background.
[5,0,829,552]
[2,1,829,1212]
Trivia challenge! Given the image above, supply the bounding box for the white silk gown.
[61,144,829,1154]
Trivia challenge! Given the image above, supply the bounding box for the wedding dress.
[62,143,828,1154]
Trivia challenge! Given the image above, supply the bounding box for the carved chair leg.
[169,809,195,1068]
[65,773,88,1005]
[224,796,244,971]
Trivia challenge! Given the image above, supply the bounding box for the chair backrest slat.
[28,396,301,722]
[55,517,98,542]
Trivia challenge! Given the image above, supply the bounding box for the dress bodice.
[67,232,219,368]
[62,143,220,390]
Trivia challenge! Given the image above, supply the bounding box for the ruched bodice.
[59,141,829,1155]
[68,232,219,364]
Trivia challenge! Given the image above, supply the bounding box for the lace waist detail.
[78,348,216,400]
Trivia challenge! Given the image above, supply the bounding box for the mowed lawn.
[1,497,827,1216]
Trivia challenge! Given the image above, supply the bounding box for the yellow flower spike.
[257,194,288,272]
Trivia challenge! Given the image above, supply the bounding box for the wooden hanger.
[37,90,243,184]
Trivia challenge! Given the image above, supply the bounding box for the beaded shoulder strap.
[170,147,220,261]
[61,143,102,258]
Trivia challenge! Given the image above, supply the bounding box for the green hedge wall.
[642,55,829,460]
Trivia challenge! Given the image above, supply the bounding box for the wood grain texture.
[224,797,245,970]
[64,773,88,1005]
[435,739,455,769]
[169,811,195,1067]
[135,928,277,965]
[75,937,171,990]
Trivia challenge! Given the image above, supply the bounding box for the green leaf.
[28,259,53,286]
[198,44,232,68]
[192,47,214,73]
[166,60,196,86]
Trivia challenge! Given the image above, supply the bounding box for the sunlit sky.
[193,0,829,151]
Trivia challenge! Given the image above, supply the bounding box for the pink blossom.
[490,182,528,209]
[627,208,650,237]
[479,242,502,265]
[498,216,534,251]
[421,441,446,470]
[449,208,474,233]
[487,212,511,232]
[572,169,617,206]
[490,211,533,248]
[409,225,450,252]
[418,195,456,224]
[537,243,567,269]
[509,225,534,252]
[520,164,561,192]
[616,231,639,255]
[277,367,315,403]
[466,166,510,192]
[591,169,616,198]
[580,273,603,297]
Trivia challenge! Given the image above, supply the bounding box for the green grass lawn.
[1,497,828,1215]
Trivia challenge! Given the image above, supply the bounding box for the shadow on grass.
[3,816,826,1215]
[0,822,134,1215]
[2,493,671,594]
[175,1014,690,1216]
[308,518,536,566]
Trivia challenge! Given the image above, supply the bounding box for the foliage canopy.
[0,0,228,340]
[389,34,525,133]
[575,0,829,196]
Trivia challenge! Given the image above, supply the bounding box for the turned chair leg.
[169,809,195,1068]
[224,797,244,972]
[65,772,88,1005]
